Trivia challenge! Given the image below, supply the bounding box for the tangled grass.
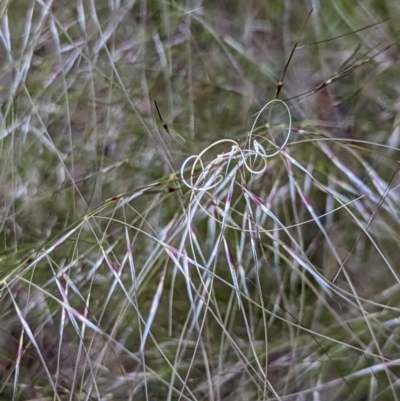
[1,1,400,400]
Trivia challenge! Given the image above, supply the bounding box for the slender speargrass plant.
[1,1,400,401]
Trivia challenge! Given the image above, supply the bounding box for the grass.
[1,1,400,400]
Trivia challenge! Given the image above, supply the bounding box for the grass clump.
[1,1,400,400]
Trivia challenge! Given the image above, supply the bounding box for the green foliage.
[1,0,400,400]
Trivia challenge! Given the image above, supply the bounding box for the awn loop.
[180,99,292,192]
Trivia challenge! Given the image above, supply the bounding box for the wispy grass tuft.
[1,1,400,400]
